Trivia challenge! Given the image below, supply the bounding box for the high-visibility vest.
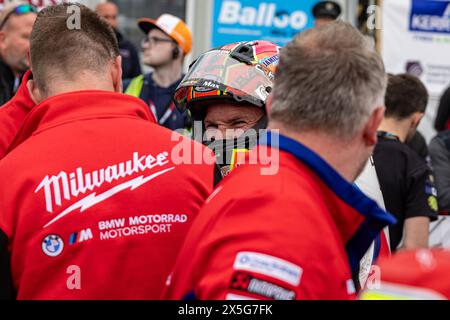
[125,75,145,97]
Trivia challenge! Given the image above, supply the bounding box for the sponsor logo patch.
[69,228,94,245]
[42,234,64,257]
[428,196,439,212]
[229,271,296,300]
[233,251,302,286]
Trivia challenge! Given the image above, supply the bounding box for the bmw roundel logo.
[42,234,64,257]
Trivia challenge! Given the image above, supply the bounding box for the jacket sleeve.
[429,136,450,212]
[167,196,355,300]
[0,228,14,300]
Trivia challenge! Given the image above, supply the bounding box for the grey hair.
[270,21,387,139]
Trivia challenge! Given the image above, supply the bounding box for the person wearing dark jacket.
[0,3,37,105]
[429,130,450,213]
[374,74,438,251]
[96,1,141,79]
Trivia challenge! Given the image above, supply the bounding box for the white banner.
[381,0,450,141]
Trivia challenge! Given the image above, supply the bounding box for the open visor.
[174,49,274,112]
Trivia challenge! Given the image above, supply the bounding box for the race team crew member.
[125,14,191,131]
[374,74,438,251]
[0,70,35,159]
[163,22,396,300]
[0,4,216,300]
[360,249,450,300]
[173,40,391,289]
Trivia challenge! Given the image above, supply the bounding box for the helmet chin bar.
[202,115,268,178]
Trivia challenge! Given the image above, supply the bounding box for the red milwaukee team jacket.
[0,91,215,299]
[0,70,34,159]
[163,132,396,300]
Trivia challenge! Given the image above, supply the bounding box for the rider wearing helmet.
[174,40,279,177]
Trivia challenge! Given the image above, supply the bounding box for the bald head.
[96,1,119,29]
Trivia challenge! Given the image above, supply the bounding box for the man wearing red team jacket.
[0,4,215,300]
[163,22,396,300]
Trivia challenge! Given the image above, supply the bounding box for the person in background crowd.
[360,249,450,300]
[373,74,438,251]
[429,130,450,214]
[435,85,450,132]
[0,4,216,300]
[0,2,36,105]
[164,21,395,300]
[125,14,191,131]
[95,0,141,80]
[312,1,341,27]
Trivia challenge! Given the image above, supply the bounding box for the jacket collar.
[259,131,396,273]
[10,90,155,150]
[13,70,34,110]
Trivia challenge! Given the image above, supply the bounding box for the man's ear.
[26,79,43,104]
[363,106,385,147]
[112,56,123,93]
[411,112,424,129]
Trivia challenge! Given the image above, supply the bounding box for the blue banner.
[409,0,450,34]
[211,0,320,47]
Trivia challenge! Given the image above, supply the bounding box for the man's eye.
[231,120,247,127]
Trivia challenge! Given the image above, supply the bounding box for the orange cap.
[138,14,192,55]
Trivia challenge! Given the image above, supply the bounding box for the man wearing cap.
[312,1,342,27]
[124,14,192,131]
[0,2,37,105]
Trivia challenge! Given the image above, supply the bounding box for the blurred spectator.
[312,1,341,27]
[374,74,438,251]
[435,86,450,132]
[429,130,450,213]
[124,14,191,131]
[0,2,36,105]
[96,1,141,80]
